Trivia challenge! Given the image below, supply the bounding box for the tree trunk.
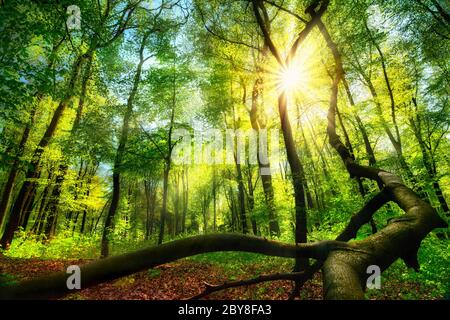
[229,89,248,234]
[42,55,93,226]
[158,164,170,245]
[181,166,188,233]
[246,166,258,235]
[29,171,53,234]
[212,167,217,232]
[235,161,248,234]
[0,54,84,248]
[144,180,156,240]
[157,64,177,244]
[351,35,426,198]
[410,98,449,216]
[0,103,37,229]
[278,92,309,271]
[249,78,280,236]
[101,35,148,257]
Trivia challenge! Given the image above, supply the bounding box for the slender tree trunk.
[17,171,38,230]
[0,54,84,248]
[230,87,248,234]
[30,171,53,233]
[42,165,67,239]
[278,92,309,272]
[235,161,248,234]
[80,176,93,235]
[173,173,181,235]
[249,78,280,236]
[351,32,425,198]
[144,181,151,240]
[181,167,188,233]
[247,169,257,235]
[43,55,93,227]
[157,65,177,244]
[410,98,449,215]
[226,186,238,232]
[101,35,148,257]
[202,194,209,234]
[158,164,170,245]
[93,197,110,235]
[212,167,217,232]
[0,104,37,230]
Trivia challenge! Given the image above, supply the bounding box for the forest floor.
[0,252,443,300]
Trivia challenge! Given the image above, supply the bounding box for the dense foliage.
[0,0,448,300]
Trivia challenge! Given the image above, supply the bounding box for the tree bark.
[230,91,248,234]
[410,98,449,215]
[250,78,280,236]
[101,34,148,257]
[42,55,94,232]
[0,233,352,299]
[0,104,37,229]
[278,92,309,272]
[157,64,177,245]
[0,54,84,248]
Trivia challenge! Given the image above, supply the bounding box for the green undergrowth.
[366,235,449,300]
[1,227,448,300]
[186,252,293,278]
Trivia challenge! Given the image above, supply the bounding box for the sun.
[276,64,306,93]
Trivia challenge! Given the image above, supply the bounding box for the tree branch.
[263,0,307,23]
[0,234,349,299]
[190,271,307,300]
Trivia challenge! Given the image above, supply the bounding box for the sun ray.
[276,64,307,93]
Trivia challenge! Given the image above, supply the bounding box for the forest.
[0,0,448,301]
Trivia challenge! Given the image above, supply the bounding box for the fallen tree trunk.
[0,184,445,300]
[0,234,350,299]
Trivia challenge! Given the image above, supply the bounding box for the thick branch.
[287,189,392,297]
[263,0,307,23]
[336,190,390,241]
[192,193,388,300]
[0,234,348,299]
[193,189,388,300]
[190,271,307,300]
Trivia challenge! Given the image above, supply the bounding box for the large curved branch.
[0,234,350,299]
